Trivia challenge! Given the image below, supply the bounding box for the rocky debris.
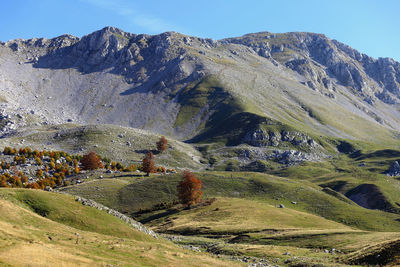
[243,129,318,150]
[386,161,400,176]
[243,129,280,147]
[236,146,327,167]
[0,111,17,137]
[181,245,201,252]
[161,234,277,266]
[229,256,276,267]
[323,248,338,254]
[274,150,320,165]
[160,234,183,242]
[74,195,157,238]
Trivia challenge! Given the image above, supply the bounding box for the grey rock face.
[236,145,327,167]
[243,129,280,147]
[243,129,318,150]
[0,111,18,137]
[225,32,400,104]
[273,149,320,165]
[1,27,400,144]
[387,161,400,176]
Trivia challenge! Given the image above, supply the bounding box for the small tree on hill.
[80,151,103,170]
[142,151,156,176]
[36,169,43,178]
[156,136,168,153]
[74,165,80,174]
[177,170,203,207]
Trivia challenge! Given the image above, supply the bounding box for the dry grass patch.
[0,189,243,267]
[149,197,352,234]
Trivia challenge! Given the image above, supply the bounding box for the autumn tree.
[125,164,137,172]
[80,151,103,170]
[142,151,156,176]
[65,156,73,164]
[49,161,56,170]
[36,169,43,178]
[35,157,42,165]
[177,170,203,207]
[74,165,80,174]
[156,136,168,153]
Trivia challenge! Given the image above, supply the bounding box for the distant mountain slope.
[0,27,399,146]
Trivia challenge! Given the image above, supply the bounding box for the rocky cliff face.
[243,128,318,149]
[0,27,399,146]
[225,32,400,104]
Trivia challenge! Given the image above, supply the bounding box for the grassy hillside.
[147,197,352,233]
[61,171,400,232]
[0,189,240,266]
[0,124,203,169]
[142,197,400,265]
[271,147,400,213]
[61,172,400,265]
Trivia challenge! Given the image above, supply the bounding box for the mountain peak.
[0,27,399,143]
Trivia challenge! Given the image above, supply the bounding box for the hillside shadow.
[135,149,159,155]
[137,209,180,224]
[354,149,400,160]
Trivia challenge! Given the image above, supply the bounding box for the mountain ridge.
[0,26,399,147]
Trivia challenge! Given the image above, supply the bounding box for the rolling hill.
[0,188,240,266]
[1,27,400,266]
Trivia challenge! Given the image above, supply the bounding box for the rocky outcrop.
[243,129,280,147]
[386,161,400,176]
[243,129,318,150]
[236,146,327,167]
[272,149,321,165]
[225,32,400,104]
[0,111,16,137]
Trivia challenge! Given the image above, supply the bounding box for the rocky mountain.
[3,27,400,267]
[0,26,399,151]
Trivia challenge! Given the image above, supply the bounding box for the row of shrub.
[0,146,174,190]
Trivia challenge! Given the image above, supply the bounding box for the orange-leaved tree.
[156,136,168,153]
[80,151,103,170]
[142,151,156,176]
[177,170,203,207]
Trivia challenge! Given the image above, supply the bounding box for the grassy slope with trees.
[0,188,241,267]
[1,134,400,265]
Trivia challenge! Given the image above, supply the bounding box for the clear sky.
[1,0,399,61]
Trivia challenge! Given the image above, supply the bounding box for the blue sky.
[1,0,399,61]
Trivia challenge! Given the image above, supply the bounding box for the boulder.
[387,161,400,176]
